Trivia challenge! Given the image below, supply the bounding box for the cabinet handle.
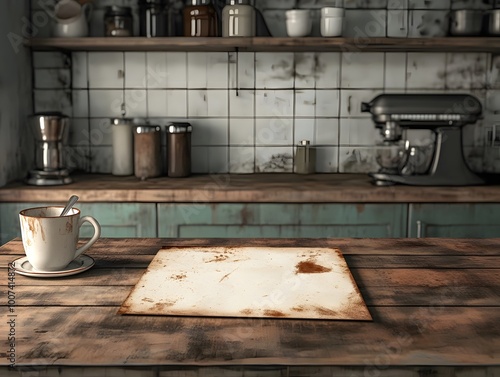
[416,220,423,238]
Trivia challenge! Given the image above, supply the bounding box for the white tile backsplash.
[124,89,148,117]
[255,53,295,89]
[255,90,294,117]
[229,146,255,173]
[35,68,71,89]
[72,90,89,118]
[255,147,293,172]
[446,53,487,90]
[255,118,293,146]
[124,52,146,89]
[72,52,88,89]
[230,118,255,145]
[340,89,380,117]
[36,38,498,174]
[341,53,385,89]
[384,53,407,89]
[340,118,383,146]
[406,53,446,89]
[188,53,228,89]
[315,147,339,173]
[188,90,228,117]
[229,52,255,89]
[315,53,341,89]
[89,89,123,117]
[88,52,124,89]
[191,118,229,146]
[229,90,254,117]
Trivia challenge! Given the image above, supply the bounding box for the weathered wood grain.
[0,238,499,371]
[4,238,500,256]
[2,173,500,203]
[2,306,499,366]
[27,37,500,52]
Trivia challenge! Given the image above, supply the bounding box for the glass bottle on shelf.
[183,0,219,37]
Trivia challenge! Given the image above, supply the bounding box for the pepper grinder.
[295,140,316,174]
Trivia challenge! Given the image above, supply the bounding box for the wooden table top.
[2,173,500,203]
[1,238,499,375]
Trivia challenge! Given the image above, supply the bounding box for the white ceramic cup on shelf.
[321,7,344,37]
[285,9,312,37]
[19,206,101,272]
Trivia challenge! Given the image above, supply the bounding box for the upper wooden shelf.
[27,37,500,52]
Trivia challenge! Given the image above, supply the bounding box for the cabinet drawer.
[158,203,407,238]
[408,204,500,238]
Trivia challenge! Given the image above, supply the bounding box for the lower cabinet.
[408,203,500,238]
[157,203,407,238]
[0,203,157,245]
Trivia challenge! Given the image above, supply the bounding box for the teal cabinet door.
[0,203,157,245]
[408,204,500,238]
[157,203,407,238]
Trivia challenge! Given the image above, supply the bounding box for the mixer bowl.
[31,112,69,142]
[375,141,409,174]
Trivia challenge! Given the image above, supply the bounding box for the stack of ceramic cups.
[285,9,312,37]
[321,7,344,37]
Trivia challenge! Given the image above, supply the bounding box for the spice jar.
[183,0,219,37]
[134,126,162,180]
[104,6,133,37]
[112,118,134,176]
[295,140,316,174]
[167,123,192,177]
[222,0,255,37]
[139,0,168,37]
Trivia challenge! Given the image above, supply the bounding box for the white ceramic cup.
[321,7,344,37]
[52,0,92,38]
[285,9,312,37]
[19,206,101,271]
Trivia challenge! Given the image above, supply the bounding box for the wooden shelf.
[27,37,500,52]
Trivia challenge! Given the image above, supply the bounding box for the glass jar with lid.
[183,0,219,37]
[104,6,133,37]
[222,0,255,37]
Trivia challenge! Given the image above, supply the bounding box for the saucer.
[12,255,95,278]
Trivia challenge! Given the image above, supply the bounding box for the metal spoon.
[60,195,79,217]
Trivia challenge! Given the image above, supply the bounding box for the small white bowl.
[286,17,312,37]
[321,16,343,37]
[321,7,345,17]
[286,9,311,20]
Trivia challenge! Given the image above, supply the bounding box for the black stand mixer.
[361,94,485,186]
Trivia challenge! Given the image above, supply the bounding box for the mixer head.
[361,94,482,141]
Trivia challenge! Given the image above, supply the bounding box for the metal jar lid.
[167,123,192,133]
[105,6,133,16]
[111,117,134,125]
[135,125,161,133]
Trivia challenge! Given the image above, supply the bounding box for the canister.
[111,118,134,176]
[104,6,134,37]
[222,0,255,37]
[134,125,162,180]
[295,140,316,174]
[138,0,168,37]
[167,123,192,178]
[183,0,219,37]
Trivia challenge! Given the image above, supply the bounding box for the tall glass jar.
[104,6,134,37]
[222,0,255,37]
[183,0,219,37]
[138,0,167,37]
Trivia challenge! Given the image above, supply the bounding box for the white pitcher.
[52,0,92,38]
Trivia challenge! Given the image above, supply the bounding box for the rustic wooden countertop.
[2,173,500,203]
[1,238,499,376]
